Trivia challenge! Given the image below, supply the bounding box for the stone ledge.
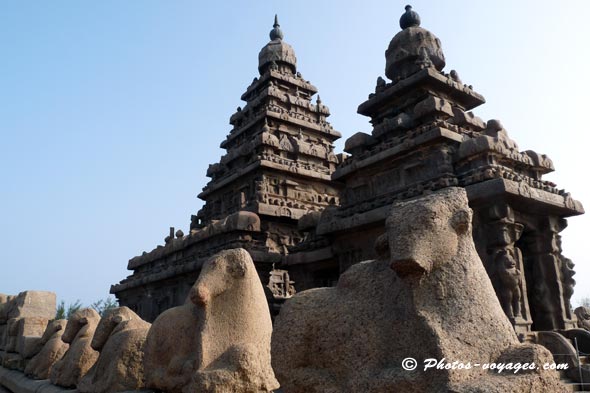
[0,366,75,393]
[0,367,156,393]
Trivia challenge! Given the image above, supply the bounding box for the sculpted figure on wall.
[495,248,522,321]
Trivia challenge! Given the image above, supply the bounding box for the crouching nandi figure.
[24,319,69,379]
[272,187,568,393]
[50,308,100,388]
[144,248,279,393]
[78,306,151,393]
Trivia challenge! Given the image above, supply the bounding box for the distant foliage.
[578,297,590,308]
[55,299,82,320]
[55,297,118,319]
[91,296,119,317]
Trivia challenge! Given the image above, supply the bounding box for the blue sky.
[1,1,589,308]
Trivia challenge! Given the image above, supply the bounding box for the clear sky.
[1,1,589,309]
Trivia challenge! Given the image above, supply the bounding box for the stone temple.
[2,6,590,393]
[110,6,583,341]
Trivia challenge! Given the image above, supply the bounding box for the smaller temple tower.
[292,5,583,335]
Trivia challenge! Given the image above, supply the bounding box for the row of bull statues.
[1,188,590,392]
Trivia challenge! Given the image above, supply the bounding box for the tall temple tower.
[111,17,341,321]
[193,15,341,254]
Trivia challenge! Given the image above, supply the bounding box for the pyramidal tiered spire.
[194,16,342,255]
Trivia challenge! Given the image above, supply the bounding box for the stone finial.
[269,14,284,41]
[400,5,421,29]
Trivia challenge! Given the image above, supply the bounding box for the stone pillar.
[475,203,533,335]
[526,217,576,331]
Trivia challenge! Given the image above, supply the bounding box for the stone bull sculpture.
[24,319,69,379]
[144,248,279,393]
[272,187,568,393]
[50,308,100,388]
[78,306,151,393]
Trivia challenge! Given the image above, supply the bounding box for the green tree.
[55,299,82,320]
[91,296,119,317]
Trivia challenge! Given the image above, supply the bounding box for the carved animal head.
[40,319,67,344]
[90,306,136,351]
[190,249,251,307]
[387,187,472,277]
[61,308,100,344]
[575,307,590,322]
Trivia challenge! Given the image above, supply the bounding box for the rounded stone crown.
[258,40,297,74]
[258,16,297,74]
[385,6,445,81]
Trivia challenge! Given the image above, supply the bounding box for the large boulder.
[5,291,56,320]
[77,306,151,393]
[2,317,50,370]
[144,248,279,393]
[16,317,51,358]
[272,187,568,393]
[0,291,54,353]
[24,319,69,379]
[50,308,100,388]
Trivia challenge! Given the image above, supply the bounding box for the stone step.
[561,380,590,392]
